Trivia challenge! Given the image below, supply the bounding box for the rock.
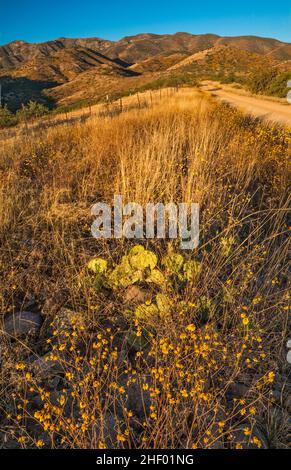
[270,376,291,413]
[3,439,22,449]
[96,411,145,449]
[230,425,269,449]
[227,382,249,399]
[2,311,42,339]
[118,375,151,419]
[126,330,149,352]
[41,285,70,316]
[124,286,149,304]
[40,308,85,349]
[194,410,227,449]
[65,412,121,448]
[47,308,84,332]
[98,413,119,448]
[209,440,225,449]
[32,353,63,380]
[127,381,151,418]
[284,394,291,413]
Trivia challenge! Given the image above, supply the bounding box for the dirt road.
[201,81,291,127]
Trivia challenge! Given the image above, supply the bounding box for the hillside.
[46,69,157,107]
[0,88,290,449]
[0,48,141,110]
[1,32,291,110]
[169,45,277,77]
[129,53,188,73]
[2,33,291,71]
[0,38,113,69]
[3,47,134,83]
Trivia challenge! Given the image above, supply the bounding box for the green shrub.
[0,105,18,128]
[247,69,291,97]
[266,72,291,98]
[139,74,198,91]
[17,101,49,121]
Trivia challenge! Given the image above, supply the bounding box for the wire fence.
[0,86,182,143]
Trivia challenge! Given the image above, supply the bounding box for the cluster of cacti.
[87,245,202,322]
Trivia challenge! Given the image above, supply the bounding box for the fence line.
[1,86,182,142]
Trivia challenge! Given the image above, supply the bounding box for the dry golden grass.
[0,89,290,449]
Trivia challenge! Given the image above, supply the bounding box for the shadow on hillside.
[85,48,137,71]
[0,76,58,111]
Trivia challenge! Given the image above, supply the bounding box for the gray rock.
[227,382,249,399]
[98,413,119,448]
[118,375,151,419]
[127,381,151,418]
[47,308,84,333]
[124,286,149,304]
[2,311,42,339]
[284,394,291,413]
[230,425,269,449]
[32,352,63,379]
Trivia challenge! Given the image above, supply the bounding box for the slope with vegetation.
[246,69,291,98]
[1,33,291,113]
[0,89,290,449]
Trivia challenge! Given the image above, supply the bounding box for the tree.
[0,105,18,128]
[247,69,278,95]
[266,72,291,98]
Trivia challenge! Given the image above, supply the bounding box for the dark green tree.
[0,105,18,128]
[17,101,49,121]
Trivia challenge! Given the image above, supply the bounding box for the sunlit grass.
[0,89,290,449]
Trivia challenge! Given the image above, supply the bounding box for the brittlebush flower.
[186,324,196,332]
[244,427,251,436]
[266,371,275,383]
[242,316,249,326]
[36,439,45,448]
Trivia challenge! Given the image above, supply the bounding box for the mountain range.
[1,32,291,110]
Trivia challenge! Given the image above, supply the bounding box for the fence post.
[21,104,28,132]
[106,95,110,115]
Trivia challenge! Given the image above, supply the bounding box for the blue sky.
[1,0,291,45]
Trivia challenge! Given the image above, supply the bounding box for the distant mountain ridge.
[2,32,291,69]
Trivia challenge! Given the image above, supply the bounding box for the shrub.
[266,72,291,98]
[0,105,18,128]
[247,69,278,95]
[247,69,291,97]
[17,100,49,121]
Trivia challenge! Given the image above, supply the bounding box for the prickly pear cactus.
[86,245,203,324]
